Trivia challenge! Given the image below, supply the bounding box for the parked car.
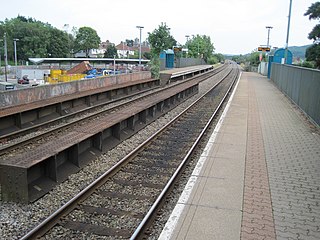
[18,75,29,84]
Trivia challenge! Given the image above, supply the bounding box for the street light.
[185,35,190,57]
[136,26,144,67]
[3,33,8,82]
[265,26,273,49]
[13,38,19,78]
[0,39,2,69]
[284,0,293,63]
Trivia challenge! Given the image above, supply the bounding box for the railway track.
[0,64,227,157]
[20,63,240,239]
[0,65,228,146]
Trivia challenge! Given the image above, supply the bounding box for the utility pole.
[136,26,144,67]
[266,26,273,49]
[185,35,190,57]
[113,55,116,75]
[4,33,8,82]
[284,0,292,64]
[0,39,2,69]
[14,38,19,78]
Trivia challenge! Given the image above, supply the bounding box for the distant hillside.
[288,45,311,59]
[223,44,312,59]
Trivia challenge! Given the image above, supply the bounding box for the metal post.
[266,26,273,49]
[136,26,144,67]
[14,38,19,79]
[4,33,8,82]
[0,50,1,69]
[113,55,116,75]
[284,0,292,64]
[185,35,190,58]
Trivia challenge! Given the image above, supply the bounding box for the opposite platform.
[159,72,320,240]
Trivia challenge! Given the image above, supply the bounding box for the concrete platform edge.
[158,72,242,240]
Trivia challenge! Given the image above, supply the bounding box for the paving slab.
[159,72,247,240]
[159,72,320,240]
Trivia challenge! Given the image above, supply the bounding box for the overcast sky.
[1,0,318,54]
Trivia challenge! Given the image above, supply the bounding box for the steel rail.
[0,66,224,156]
[2,65,225,142]
[130,67,240,239]
[19,65,237,240]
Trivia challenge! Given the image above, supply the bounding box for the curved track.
[20,63,240,239]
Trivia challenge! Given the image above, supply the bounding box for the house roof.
[115,42,150,53]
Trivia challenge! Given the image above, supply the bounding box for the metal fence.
[271,63,320,126]
[175,58,206,68]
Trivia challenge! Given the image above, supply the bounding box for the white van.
[0,82,16,91]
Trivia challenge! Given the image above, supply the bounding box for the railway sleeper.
[59,221,132,238]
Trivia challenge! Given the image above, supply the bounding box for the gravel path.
[0,68,229,239]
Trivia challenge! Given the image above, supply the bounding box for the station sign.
[173,46,182,52]
[258,47,271,52]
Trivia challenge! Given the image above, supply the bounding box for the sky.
[1,0,318,55]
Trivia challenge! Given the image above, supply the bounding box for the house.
[115,41,150,58]
[116,42,135,58]
[74,40,113,58]
[74,48,105,58]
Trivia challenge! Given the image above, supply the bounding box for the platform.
[159,72,320,239]
[159,65,213,85]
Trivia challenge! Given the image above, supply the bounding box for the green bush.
[149,57,160,78]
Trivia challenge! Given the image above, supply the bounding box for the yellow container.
[51,69,62,76]
[58,75,69,82]
[47,77,58,84]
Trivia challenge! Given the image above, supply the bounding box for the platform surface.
[160,65,213,75]
[159,72,320,240]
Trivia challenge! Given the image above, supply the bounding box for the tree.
[104,44,117,58]
[186,35,215,62]
[74,26,101,57]
[143,52,151,60]
[48,28,70,58]
[0,16,72,61]
[148,22,176,56]
[304,2,320,68]
[148,23,176,77]
[126,39,134,47]
[213,53,225,63]
[249,52,266,66]
[306,44,320,68]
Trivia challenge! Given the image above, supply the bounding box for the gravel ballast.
[0,69,228,239]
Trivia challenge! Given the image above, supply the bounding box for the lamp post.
[185,35,190,57]
[265,26,273,49]
[0,39,2,69]
[3,33,8,82]
[113,55,116,75]
[284,0,292,64]
[13,38,19,78]
[136,26,144,67]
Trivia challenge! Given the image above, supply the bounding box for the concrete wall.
[271,63,320,126]
[0,71,151,108]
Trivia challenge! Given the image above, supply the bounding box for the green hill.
[223,45,312,60]
[288,45,311,59]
